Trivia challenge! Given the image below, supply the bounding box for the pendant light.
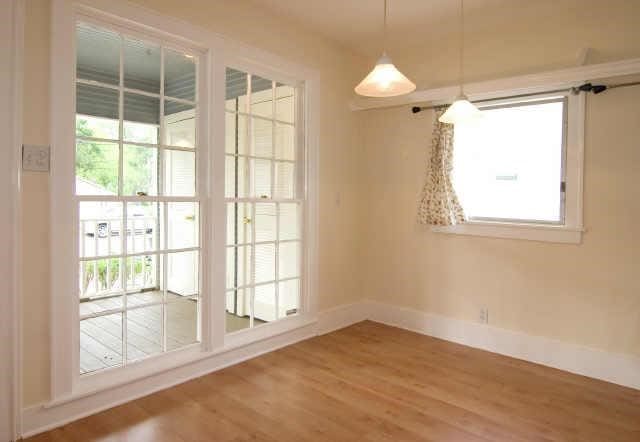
[439,0,482,124]
[355,0,416,97]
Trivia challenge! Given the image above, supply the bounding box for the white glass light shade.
[438,94,482,124]
[355,55,416,98]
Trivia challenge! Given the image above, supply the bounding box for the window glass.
[164,149,195,197]
[251,75,273,118]
[75,22,201,375]
[164,48,196,101]
[123,145,158,196]
[123,93,160,143]
[225,68,247,112]
[124,38,160,93]
[275,83,295,123]
[76,23,119,85]
[453,99,566,223]
[224,68,302,333]
[164,101,195,148]
[75,141,119,195]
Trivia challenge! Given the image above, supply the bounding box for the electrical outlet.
[479,307,489,324]
[22,144,50,172]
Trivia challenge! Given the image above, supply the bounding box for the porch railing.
[79,217,158,299]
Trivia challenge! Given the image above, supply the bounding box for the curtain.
[417,107,466,226]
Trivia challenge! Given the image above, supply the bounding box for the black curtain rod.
[411,81,640,113]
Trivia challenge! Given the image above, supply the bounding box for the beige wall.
[360,90,640,356]
[390,0,640,90]
[22,0,52,409]
[21,0,365,406]
[359,0,640,359]
[21,0,640,409]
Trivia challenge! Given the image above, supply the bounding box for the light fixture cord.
[383,0,388,55]
[459,0,464,95]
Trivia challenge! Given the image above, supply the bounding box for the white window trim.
[2,1,24,440]
[50,0,319,403]
[432,90,585,244]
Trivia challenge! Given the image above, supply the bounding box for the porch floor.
[79,292,257,374]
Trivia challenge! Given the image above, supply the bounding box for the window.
[75,21,201,374]
[51,2,317,400]
[224,68,303,333]
[454,97,566,223]
[436,92,584,243]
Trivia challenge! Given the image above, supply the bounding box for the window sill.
[431,220,583,244]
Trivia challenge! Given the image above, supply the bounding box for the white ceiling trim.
[350,57,640,111]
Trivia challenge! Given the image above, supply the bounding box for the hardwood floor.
[25,321,640,441]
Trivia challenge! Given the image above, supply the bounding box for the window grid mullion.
[79,293,200,321]
[75,195,200,203]
[80,221,86,260]
[270,81,276,200]
[76,77,196,106]
[246,74,253,199]
[232,97,240,316]
[275,202,280,320]
[225,152,295,164]
[159,46,166,204]
[226,275,300,293]
[271,81,280,321]
[159,45,168,353]
[249,201,256,328]
[76,135,197,153]
[118,33,129,366]
[235,73,254,321]
[163,205,169,352]
[227,109,294,127]
[122,193,129,364]
[224,197,302,204]
[79,246,200,261]
[226,238,299,249]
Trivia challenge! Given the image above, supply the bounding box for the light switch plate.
[22,144,50,172]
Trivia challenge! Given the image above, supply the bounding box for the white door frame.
[0,0,24,440]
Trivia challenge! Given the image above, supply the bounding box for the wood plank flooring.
[79,293,199,374]
[79,292,260,373]
[25,321,640,441]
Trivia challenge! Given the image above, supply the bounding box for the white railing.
[79,217,158,299]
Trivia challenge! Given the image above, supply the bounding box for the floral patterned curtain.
[417,107,466,226]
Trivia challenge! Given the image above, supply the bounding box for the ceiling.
[246,0,534,58]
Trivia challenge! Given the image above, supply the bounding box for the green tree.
[122,145,155,195]
[76,118,119,193]
[76,118,154,195]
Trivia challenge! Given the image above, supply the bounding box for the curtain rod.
[411,81,640,113]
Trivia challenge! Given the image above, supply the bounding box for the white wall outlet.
[22,144,50,172]
[479,307,489,324]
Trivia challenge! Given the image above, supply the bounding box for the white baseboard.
[21,300,640,438]
[316,302,369,335]
[365,300,640,391]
